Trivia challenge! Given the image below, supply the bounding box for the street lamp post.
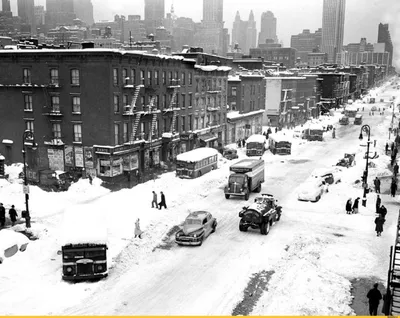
[359,124,371,207]
[22,130,37,228]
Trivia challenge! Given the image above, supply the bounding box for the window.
[169,72,173,85]
[181,116,185,132]
[52,123,61,138]
[73,124,82,142]
[189,115,193,131]
[25,120,34,133]
[188,72,193,85]
[131,69,136,85]
[196,79,200,92]
[231,101,237,111]
[163,118,167,132]
[174,71,178,81]
[141,96,145,106]
[181,94,186,108]
[23,68,31,84]
[140,70,145,85]
[155,95,159,108]
[50,69,59,85]
[114,123,120,145]
[195,117,199,130]
[148,70,152,86]
[162,71,166,85]
[51,96,60,112]
[207,115,210,126]
[175,116,179,132]
[189,93,193,107]
[218,114,221,124]
[24,95,33,111]
[154,120,159,137]
[123,123,129,143]
[113,68,119,85]
[122,68,128,85]
[201,116,205,128]
[155,71,159,85]
[123,94,128,106]
[232,86,237,96]
[114,95,120,113]
[71,69,80,85]
[181,72,186,85]
[140,122,145,138]
[72,96,81,113]
[163,94,167,109]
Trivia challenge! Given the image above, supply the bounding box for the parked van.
[354,114,363,125]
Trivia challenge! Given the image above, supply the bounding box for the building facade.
[258,11,277,45]
[46,0,76,28]
[2,0,11,12]
[321,0,346,63]
[377,23,393,66]
[307,52,328,67]
[0,49,230,186]
[249,47,297,68]
[290,28,322,62]
[231,10,257,55]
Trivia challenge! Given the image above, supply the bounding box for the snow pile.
[5,163,23,182]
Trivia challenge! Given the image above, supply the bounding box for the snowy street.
[1,80,400,315]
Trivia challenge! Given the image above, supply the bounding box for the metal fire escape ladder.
[129,85,144,142]
[169,86,180,134]
[390,213,400,315]
[129,85,144,114]
[148,96,157,142]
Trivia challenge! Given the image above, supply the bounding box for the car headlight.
[193,234,197,238]
[66,267,73,273]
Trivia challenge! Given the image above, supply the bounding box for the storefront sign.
[94,144,137,155]
[180,133,194,141]
[74,146,84,168]
[84,147,94,169]
[94,147,112,154]
[64,146,74,167]
[48,148,64,171]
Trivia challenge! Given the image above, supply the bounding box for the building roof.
[194,65,232,72]
[176,147,219,162]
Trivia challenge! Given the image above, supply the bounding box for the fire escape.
[163,79,181,134]
[388,213,400,315]
[123,85,144,142]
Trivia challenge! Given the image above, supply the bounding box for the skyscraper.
[258,11,277,45]
[290,28,322,62]
[246,11,257,51]
[2,0,11,12]
[377,23,393,66]
[144,0,165,34]
[321,0,346,63]
[73,0,94,26]
[232,11,257,54]
[203,0,223,24]
[46,0,76,27]
[18,0,36,34]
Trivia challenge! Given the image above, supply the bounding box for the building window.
[195,117,198,130]
[71,69,80,85]
[123,94,129,106]
[163,118,167,132]
[123,122,129,143]
[181,93,186,108]
[140,70,145,85]
[189,93,193,107]
[52,123,61,138]
[25,120,34,133]
[162,71,166,85]
[122,68,128,85]
[24,94,33,111]
[113,68,119,85]
[114,95,120,113]
[72,96,81,113]
[114,123,120,145]
[232,86,237,96]
[51,96,60,112]
[201,116,205,128]
[196,79,200,92]
[207,115,211,126]
[189,115,193,131]
[175,116,179,132]
[155,95,159,108]
[154,120,159,137]
[231,102,237,111]
[164,94,167,109]
[73,124,82,142]
[188,72,193,85]
[155,71,159,85]
[182,72,186,85]
[218,114,221,124]
[140,122,145,138]
[169,72,173,85]
[141,96,145,106]
[181,116,185,132]
[148,70,152,86]
[23,68,31,84]
[50,68,59,85]
[131,69,136,85]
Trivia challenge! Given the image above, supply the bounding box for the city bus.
[246,134,267,157]
[176,147,219,179]
[269,134,292,155]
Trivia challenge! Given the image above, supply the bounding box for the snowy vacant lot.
[0,81,399,315]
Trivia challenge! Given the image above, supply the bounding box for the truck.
[304,124,324,141]
[246,134,267,157]
[224,159,265,201]
[269,134,292,155]
[238,194,282,235]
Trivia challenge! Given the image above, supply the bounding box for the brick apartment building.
[0,48,230,185]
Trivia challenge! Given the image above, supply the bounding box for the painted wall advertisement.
[64,146,74,167]
[84,147,94,169]
[48,148,64,171]
[74,146,84,168]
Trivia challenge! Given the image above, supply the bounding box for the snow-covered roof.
[270,133,292,143]
[195,65,232,72]
[61,204,108,246]
[228,75,241,82]
[308,124,324,130]
[2,139,13,144]
[227,109,265,120]
[246,134,266,144]
[176,147,219,162]
[0,155,4,160]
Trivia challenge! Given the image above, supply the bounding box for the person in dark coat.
[385,142,389,155]
[391,142,395,153]
[375,214,385,237]
[267,127,272,135]
[242,139,246,147]
[275,127,278,133]
[376,195,381,214]
[9,205,17,226]
[395,147,399,159]
[346,198,353,214]
[0,203,5,227]
[367,283,382,315]
[151,191,158,208]
[237,139,241,148]
[391,181,398,197]
[352,197,360,214]
[158,191,167,210]
[379,205,388,219]
[395,163,399,177]
[373,177,381,194]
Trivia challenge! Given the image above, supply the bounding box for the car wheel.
[314,195,321,202]
[260,223,265,235]
[264,222,270,235]
[211,222,217,233]
[239,224,248,232]
[225,194,230,199]
[198,171,202,178]
[276,213,281,222]
[245,191,249,201]
[256,184,262,193]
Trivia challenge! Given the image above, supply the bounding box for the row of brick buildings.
[0,47,392,186]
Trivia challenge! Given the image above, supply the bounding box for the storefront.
[198,133,218,148]
[227,111,264,143]
[180,133,195,152]
[162,134,181,162]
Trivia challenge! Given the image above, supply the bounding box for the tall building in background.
[34,5,45,27]
[73,0,94,26]
[377,23,393,66]
[18,0,36,34]
[2,0,11,12]
[321,0,346,63]
[290,28,322,62]
[46,0,76,28]
[231,11,257,54]
[144,0,165,34]
[258,11,277,45]
[246,11,257,52]
[203,0,223,24]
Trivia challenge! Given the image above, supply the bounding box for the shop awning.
[199,133,218,143]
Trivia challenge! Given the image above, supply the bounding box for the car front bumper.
[175,238,203,246]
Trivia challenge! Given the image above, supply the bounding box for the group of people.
[0,203,18,228]
[151,191,167,210]
[236,138,247,148]
[375,195,387,237]
[345,197,360,214]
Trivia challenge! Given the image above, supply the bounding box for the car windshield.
[229,175,244,183]
[186,218,202,225]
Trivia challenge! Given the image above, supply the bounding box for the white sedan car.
[311,167,343,185]
[0,230,29,264]
[298,178,328,202]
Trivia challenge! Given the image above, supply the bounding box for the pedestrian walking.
[376,195,381,214]
[374,140,377,147]
[346,198,353,214]
[375,214,385,237]
[391,142,395,153]
[9,205,17,226]
[275,127,278,133]
[158,191,167,210]
[134,218,143,239]
[88,174,93,185]
[237,139,241,148]
[0,203,5,227]
[391,181,398,197]
[395,162,399,177]
[391,154,396,166]
[267,127,272,135]
[352,197,360,214]
[242,138,246,148]
[151,191,158,208]
[332,128,336,139]
[379,205,388,219]
[374,177,381,194]
[385,142,389,155]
